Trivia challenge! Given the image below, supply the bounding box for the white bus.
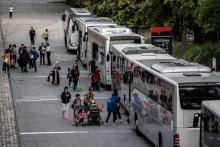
[201,100,220,147]
[111,43,220,147]
[87,26,145,89]
[73,17,117,67]
[62,8,94,53]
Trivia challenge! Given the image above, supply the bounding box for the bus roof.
[77,17,117,28]
[202,100,220,118]
[112,44,166,55]
[88,26,142,39]
[67,8,92,16]
[112,44,220,85]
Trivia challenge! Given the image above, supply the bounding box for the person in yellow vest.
[42,29,49,44]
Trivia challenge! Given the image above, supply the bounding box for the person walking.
[12,44,17,67]
[105,94,117,124]
[112,89,122,123]
[61,86,71,120]
[42,29,49,44]
[46,43,51,65]
[31,47,39,72]
[29,27,36,45]
[8,5,13,19]
[39,43,46,65]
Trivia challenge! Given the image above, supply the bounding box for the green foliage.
[197,0,220,33]
[172,42,220,66]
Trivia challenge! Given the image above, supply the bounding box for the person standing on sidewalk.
[93,67,101,91]
[8,5,14,19]
[12,44,17,67]
[46,43,51,65]
[20,46,29,72]
[2,49,10,73]
[42,29,49,44]
[31,47,39,72]
[29,27,36,45]
[39,43,46,65]
[71,67,79,90]
[61,86,71,120]
[51,61,60,85]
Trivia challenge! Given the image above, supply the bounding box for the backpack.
[107,98,116,112]
[91,74,95,82]
[115,95,120,103]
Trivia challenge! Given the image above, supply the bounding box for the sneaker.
[112,123,117,126]
[119,119,122,123]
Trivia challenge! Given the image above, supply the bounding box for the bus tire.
[64,33,67,47]
[158,133,163,147]
[135,113,142,137]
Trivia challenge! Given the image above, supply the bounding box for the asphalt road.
[0,0,153,146]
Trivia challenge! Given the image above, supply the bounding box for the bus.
[201,100,220,147]
[111,43,220,147]
[61,8,94,53]
[73,17,117,67]
[87,26,145,89]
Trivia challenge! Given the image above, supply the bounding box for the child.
[72,94,81,124]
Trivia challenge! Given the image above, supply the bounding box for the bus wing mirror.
[62,14,66,21]
[193,113,201,127]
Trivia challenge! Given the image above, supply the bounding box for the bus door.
[91,42,98,73]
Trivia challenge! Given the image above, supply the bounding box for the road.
[0,0,153,147]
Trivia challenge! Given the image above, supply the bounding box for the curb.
[0,14,22,147]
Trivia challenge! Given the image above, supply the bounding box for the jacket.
[94,71,100,82]
[61,91,71,104]
[107,96,117,112]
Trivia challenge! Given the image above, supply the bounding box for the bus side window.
[113,55,116,62]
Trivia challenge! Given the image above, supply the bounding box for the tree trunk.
[181,17,187,50]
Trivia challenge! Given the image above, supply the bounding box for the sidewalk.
[0,18,20,147]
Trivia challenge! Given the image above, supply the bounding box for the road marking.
[20,130,132,135]
[11,75,89,78]
[15,96,108,102]
[15,98,60,102]
[20,131,88,135]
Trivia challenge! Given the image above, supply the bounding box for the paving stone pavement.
[0,18,20,147]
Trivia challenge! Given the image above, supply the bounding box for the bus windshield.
[179,85,220,109]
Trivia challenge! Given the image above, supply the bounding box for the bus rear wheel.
[135,113,142,137]
[158,133,163,147]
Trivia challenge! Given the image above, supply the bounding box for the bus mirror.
[62,14,66,21]
[193,113,201,127]
[83,32,88,42]
[72,25,75,33]
[123,71,133,84]
[107,54,110,62]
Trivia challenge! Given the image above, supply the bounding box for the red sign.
[151,27,172,36]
